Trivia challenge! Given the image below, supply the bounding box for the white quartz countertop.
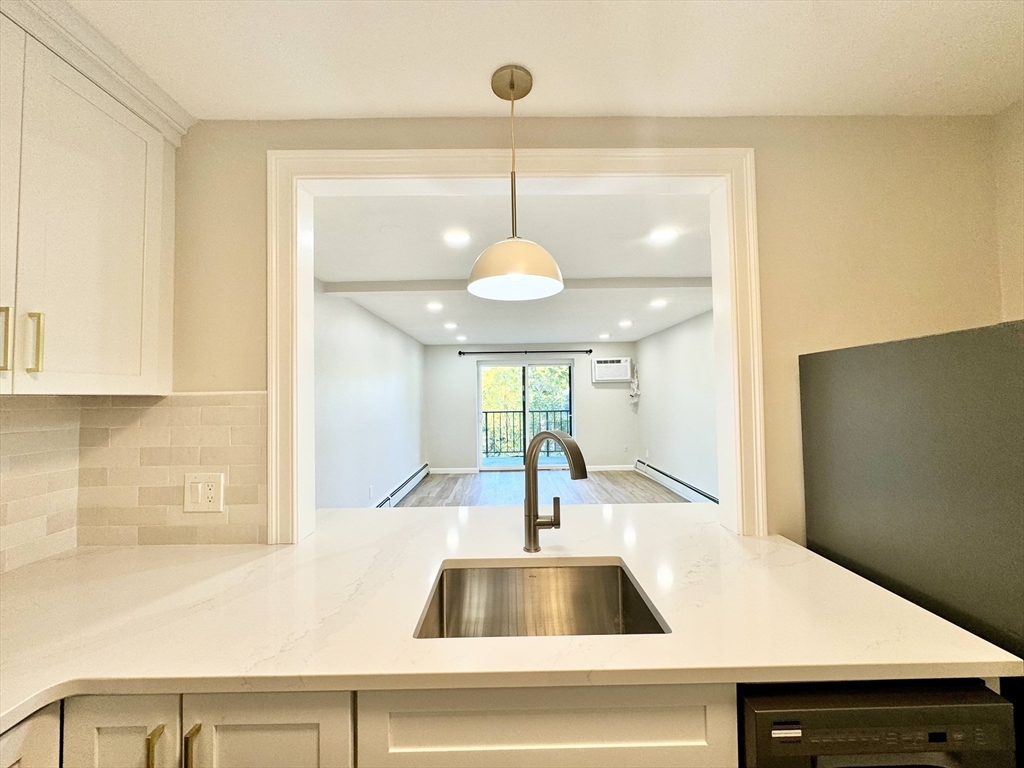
[2,503,1020,731]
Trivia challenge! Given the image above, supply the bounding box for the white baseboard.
[589,464,637,472]
[634,461,718,504]
[429,467,479,475]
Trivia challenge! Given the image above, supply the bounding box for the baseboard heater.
[375,463,429,508]
[635,459,718,504]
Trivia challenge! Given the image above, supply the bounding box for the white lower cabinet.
[56,684,734,768]
[0,702,60,768]
[64,695,180,768]
[182,693,353,768]
[357,684,738,768]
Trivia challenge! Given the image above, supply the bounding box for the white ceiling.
[336,287,713,346]
[313,176,714,344]
[313,187,712,282]
[69,0,1023,120]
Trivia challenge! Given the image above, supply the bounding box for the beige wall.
[995,100,1024,321]
[175,116,1003,542]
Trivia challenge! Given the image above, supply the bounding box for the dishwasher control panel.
[742,681,1015,767]
[769,723,1007,755]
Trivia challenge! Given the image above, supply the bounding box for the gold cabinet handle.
[26,312,43,373]
[146,724,165,768]
[0,306,10,372]
[184,723,201,768]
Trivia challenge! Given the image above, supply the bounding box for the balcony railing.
[482,409,572,458]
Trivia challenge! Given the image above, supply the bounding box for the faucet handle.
[552,496,561,529]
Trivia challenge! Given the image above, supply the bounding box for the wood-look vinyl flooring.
[396,469,686,507]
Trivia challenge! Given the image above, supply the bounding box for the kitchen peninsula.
[2,503,1019,766]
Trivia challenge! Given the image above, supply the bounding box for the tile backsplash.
[78,392,268,547]
[0,391,267,572]
[0,396,80,573]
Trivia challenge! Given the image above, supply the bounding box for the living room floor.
[396,469,687,507]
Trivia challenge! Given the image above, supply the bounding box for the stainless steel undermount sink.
[414,559,670,638]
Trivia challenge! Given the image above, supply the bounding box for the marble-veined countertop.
[2,502,1020,731]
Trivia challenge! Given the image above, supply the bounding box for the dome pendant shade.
[468,65,564,302]
[467,237,563,301]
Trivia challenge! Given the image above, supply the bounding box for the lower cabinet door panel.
[357,684,738,768]
[64,695,180,768]
[0,702,60,768]
[182,692,353,768]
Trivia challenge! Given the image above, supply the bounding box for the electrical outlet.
[368,485,374,500]
[623,444,629,453]
[184,472,224,512]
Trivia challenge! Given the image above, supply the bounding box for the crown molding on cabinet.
[0,0,194,145]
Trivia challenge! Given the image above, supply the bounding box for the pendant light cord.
[510,77,517,238]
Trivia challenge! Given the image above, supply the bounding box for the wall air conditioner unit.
[592,357,632,383]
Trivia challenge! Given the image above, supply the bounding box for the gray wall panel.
[800,321,1024,658]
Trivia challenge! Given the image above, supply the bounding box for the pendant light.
[467,66,564,301]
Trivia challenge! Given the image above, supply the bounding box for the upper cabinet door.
[0,15,26,396]
[14,37,168,395]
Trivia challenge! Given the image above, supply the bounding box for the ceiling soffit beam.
[320,277,713,293]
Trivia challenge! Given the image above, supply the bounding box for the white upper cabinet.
[0,27,174,395]
[0,15,25,396]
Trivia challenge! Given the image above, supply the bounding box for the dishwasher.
[741,680,1015,767]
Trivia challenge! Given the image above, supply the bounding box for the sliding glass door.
[479,362,573,470]
[480,364,526,469]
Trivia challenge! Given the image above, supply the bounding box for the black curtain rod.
[458,349,593,356]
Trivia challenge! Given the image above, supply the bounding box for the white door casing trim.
[267,148,767,543]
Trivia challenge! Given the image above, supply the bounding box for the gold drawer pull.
[184,723,201,768]
[0,306,10,372]
[26,312,43,373]
[146,724,165,768]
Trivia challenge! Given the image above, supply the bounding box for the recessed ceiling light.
[649,298,667,308]
[444,322,458,330]
[456,335,467,342]
[599,333,610,340]
[618,319,633,328]
[426,302,443,312]
[443,229,471,248]
[647,227,678,245]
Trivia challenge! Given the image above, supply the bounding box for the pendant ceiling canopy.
[467,65,564,302]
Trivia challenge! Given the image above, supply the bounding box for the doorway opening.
[269,148,766,542]
[479,362,573,470]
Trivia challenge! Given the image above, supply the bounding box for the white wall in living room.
[636,311,718,498]
[314,286,424,508]
[421,343,638,472]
